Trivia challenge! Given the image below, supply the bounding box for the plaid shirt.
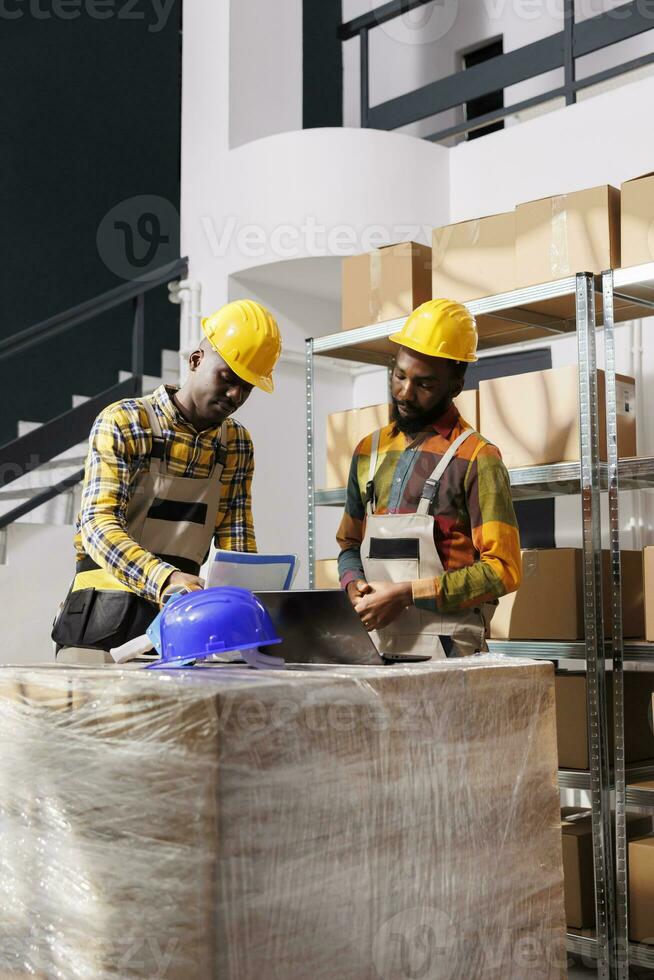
[336,402,521,613]
[74,385,256,603]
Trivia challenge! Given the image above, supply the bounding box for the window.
[463,38,504,141]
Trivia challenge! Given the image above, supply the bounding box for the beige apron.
[125,399,227,569]
[361,428,493,661]
[54,399,227,662]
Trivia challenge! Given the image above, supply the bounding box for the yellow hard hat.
[389,298,478,363]
[201,300,282,393]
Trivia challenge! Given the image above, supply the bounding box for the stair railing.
[0,257,188,530]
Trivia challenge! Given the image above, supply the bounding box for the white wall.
[0,525,74,665]
[229,0,303,148]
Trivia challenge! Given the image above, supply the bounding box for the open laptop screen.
[254,590,385,666]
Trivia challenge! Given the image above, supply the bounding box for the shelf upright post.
[576,271,616,979]
[306,338,316,589]
[602,269,629,979]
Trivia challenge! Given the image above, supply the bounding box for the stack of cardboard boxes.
[561,808,652,933]
[339,173,654,355]
[557,688,654,940]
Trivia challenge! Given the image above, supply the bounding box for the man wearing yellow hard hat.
[52,299,282,664]
[336,299,521,659]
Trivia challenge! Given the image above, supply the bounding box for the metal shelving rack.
[305,262,654,979]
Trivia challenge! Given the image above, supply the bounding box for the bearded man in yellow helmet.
[52,300,282,664]
[337,299,521,659]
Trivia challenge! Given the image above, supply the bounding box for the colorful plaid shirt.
[73,384,256,603]
[336,402,521,613]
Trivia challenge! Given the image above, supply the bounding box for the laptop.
[254,590,387,666]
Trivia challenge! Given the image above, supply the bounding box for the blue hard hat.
[147,587,281,669]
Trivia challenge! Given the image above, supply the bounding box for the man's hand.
[346,578,372,608]
[354,581,413,631]
[160,570,205,606]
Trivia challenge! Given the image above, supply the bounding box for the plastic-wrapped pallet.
[0,657,566,980]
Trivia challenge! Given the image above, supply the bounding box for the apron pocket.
[83,591,136,646]
[368,538,419,561]
[51,588,95,647]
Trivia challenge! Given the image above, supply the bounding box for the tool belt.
[52,559,159,652]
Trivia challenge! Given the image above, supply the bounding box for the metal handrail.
[342,0,654,142]
[0,257,188,525]
[0,375,141,490]
[0,257,187,363]
[0,468,85,532]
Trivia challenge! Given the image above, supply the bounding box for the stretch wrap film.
[0,656,566,979]
[369,248,382,325]
[549,196,570,278]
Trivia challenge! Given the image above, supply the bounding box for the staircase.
[0,349,179,527]
[0,258,188,665]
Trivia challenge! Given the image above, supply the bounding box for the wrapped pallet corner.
[0,658,567,980]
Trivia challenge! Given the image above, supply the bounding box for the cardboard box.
[324,393,478,490]
[479,365,636,468]
[492,550,580,641]
[342,242,431,331]
[0,660,567,979]
[454,388,479,430]
[325,403,391,489]
[315,559,340,589]
[621,173,654,269]
[629,835,654,942]
[432,211,515,302]
[562,808,652,929]
[491,549,644,641]
[555,672,654,770]
[515,185,620,288]
[644,547,654,642]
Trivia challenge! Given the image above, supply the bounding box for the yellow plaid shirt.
[73,385,256,603]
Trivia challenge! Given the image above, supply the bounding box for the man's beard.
[391,394,452,435]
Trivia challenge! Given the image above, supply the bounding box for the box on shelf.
[621,172,654,269]
[515,184,620,289]
[342,242,431,332]
[643,547,654,642]
[629,835,654,943]
[555,672,654,770]
[325,403,391,489]
[324,393,478,491]
[0,660,567,979]
[479,364,636,468]
[562,808,651,929]
[454,388,479,430]
[315,559,340,589]
[432,210,515,302]
[490,549,644,642]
